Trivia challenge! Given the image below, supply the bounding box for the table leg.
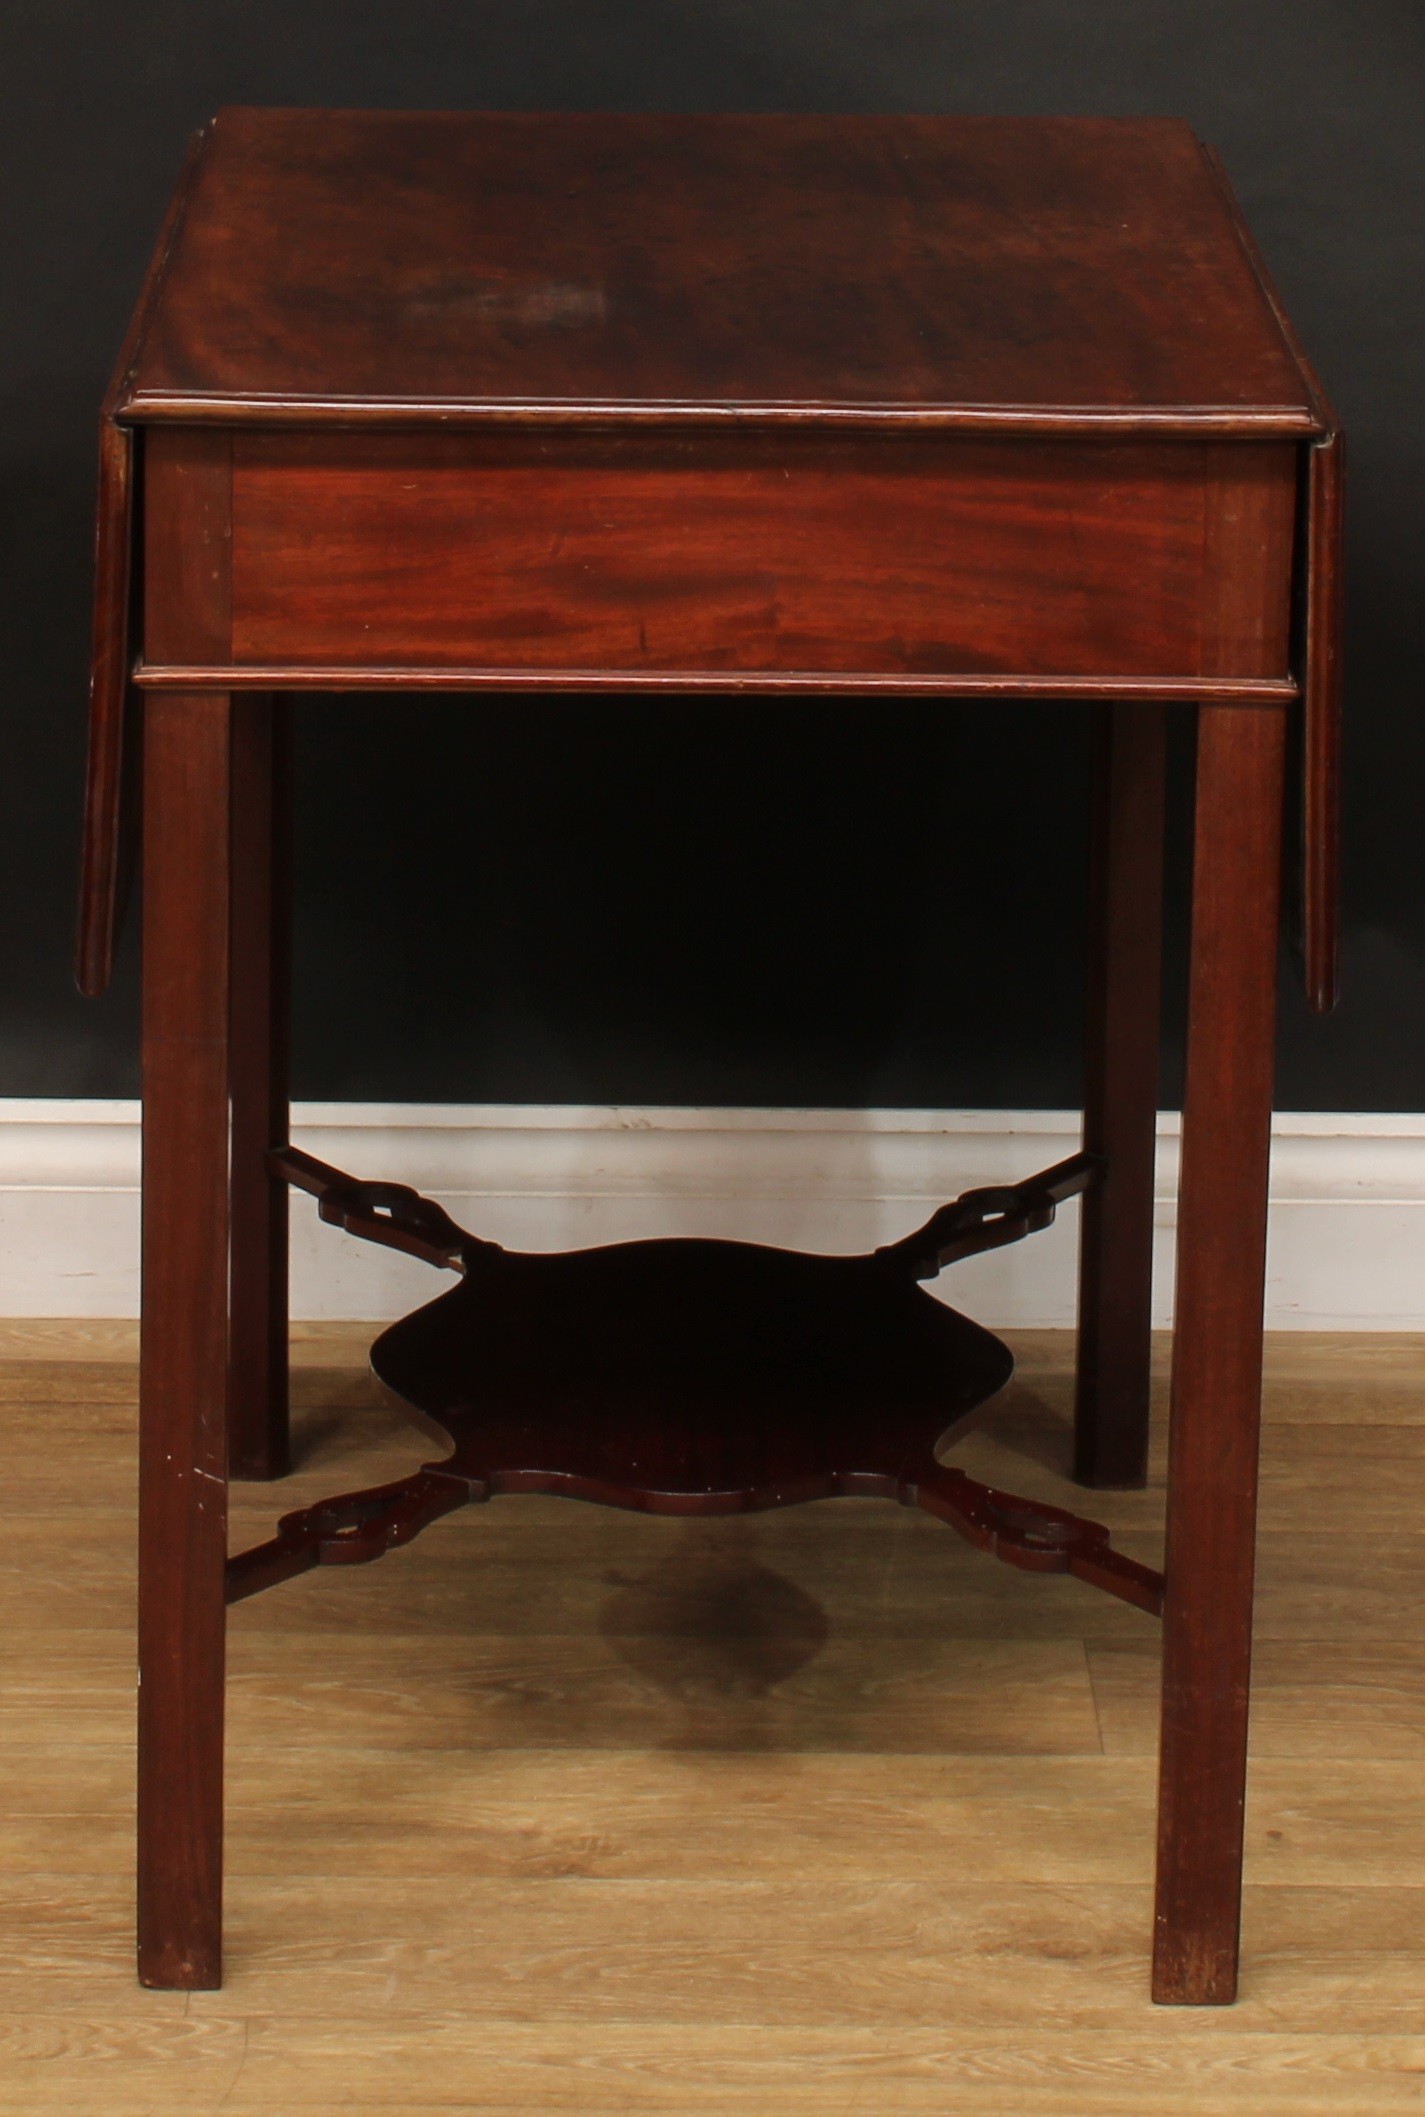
[138,690,232,1989]
[1152,700,1286,2006]
[1074,702,1167,1489]
[228,693,292,1480]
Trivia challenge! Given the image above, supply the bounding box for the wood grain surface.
[137,691,232,1990]
[1154,704,1287,2005]
[1,1329,1421,2111]
[79,109,1341,1033]
[118,112,1323,430]
[224,431,1297,683]
[1074,703,1167,1488]
[225,692,291,1482]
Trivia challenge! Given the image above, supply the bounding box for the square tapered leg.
[137,690,232,1989]
[1152,701,1286,2005]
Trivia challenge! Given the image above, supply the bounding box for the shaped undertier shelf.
[227,1147,1162,1618]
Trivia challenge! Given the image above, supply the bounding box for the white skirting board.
[2,1100,1424,1328]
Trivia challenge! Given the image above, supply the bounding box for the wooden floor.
[2,1321,1423,2113]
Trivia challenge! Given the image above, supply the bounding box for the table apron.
[141,428,1299,689]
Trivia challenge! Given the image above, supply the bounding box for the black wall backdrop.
[4,2,1422,1108]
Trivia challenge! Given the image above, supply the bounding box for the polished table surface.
[81,110,1339,998]
[77,110,1342,2008]
[117,110,1316,420]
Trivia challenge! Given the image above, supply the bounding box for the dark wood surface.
[139,423,293,1477]
[79,110,1342,2004]
[1197,143,1343,1010]
[1152,701,1288,2006]
[1074,704,1167,1489]
[75,418,136,1000]
[120,110,1322,431]
[226,694,291,1482]
[222,431,1296,684]
[76,111,1342,1005]
[75,130,208,1001]
[223,1148,1163,1620]
[138,689,232,1991]
[142,428,232,663]
[377,1241,1011,1504]
[1303,431,1345,1010]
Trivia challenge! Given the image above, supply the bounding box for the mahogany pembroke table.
[76,111,1342,2004]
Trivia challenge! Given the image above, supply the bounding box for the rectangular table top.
[80,109,1342,1014]
[115,108,1325,435]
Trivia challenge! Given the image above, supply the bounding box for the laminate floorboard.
[1,1327,1422,2112]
